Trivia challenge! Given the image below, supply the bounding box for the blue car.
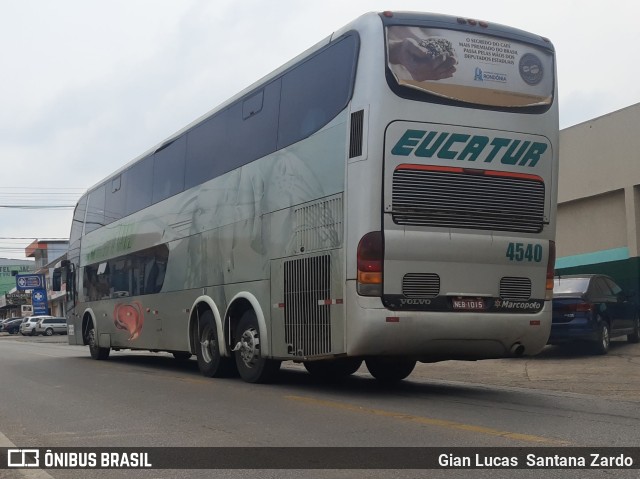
[550,274,640,354]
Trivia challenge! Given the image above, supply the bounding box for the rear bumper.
[548,321,599,343]
[345,281,551,360]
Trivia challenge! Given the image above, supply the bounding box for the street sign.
[15,274,45,291]
[31,288,48,315]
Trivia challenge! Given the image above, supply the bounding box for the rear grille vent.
[392,168,545,233]
[349,110,364,158]
[402,273,440,298]
[284,255,331,357]
[500,277,532,301]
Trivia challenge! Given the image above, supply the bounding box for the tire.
[87,325,110,360]
[195,310,236,377]
[45,328,54,337]
[234,310,280,383]
[304,358,362,380]
[365,357,416,383]
[592,319,610,355]
[627,314,640,344]
[30,329,36,336]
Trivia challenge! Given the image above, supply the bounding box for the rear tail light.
[545,241,555,300]
[357,231,383,296]
[559,302,592,314]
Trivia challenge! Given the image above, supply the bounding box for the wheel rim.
[238,327,260,368]
[602,324,610,349]
[88,328,96,348]
[200,327,216,364]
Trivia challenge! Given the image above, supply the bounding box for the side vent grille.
[349,110,364,158]
[284,255,331,357]
[402,273,440,298]
[293,196,343,253]
[500,277,532,301]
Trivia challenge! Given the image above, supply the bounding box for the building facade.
[556,103,640,293]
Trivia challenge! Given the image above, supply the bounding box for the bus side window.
[125,155,154,216]
[85,184,107,234]
[70,195,87,242]
[105,174,126,224]
[152,136,186,204]
[277,34,357,149]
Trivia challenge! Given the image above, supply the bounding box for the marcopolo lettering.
[391,129,547,167]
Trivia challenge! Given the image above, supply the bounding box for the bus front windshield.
[386,25,554,108]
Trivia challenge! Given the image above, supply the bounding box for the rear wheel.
[87,324,110,360]
[365,357,416,383]
[627,314,640,343]
[44,328,54,336]
[592,319,610,355]
[195,310,236,377]
[234,310,280,383]
[304,358,362,380]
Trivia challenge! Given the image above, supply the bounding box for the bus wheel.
[365,357,416,383]
[87,325,110,360]
[234,310,280,383]
[195,310,236,377]
[304,358,362,380]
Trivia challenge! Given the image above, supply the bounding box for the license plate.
[452,299,486,310]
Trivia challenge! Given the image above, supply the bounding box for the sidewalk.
[412,339,640,402]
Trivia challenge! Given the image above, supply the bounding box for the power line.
[0,205,74,209]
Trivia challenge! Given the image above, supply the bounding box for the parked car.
[35,317,67,336]
[550,274,640,354]
[20,315,53,336]
[1,317,24,334]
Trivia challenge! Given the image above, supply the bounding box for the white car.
[35,317,67,336]
[20,315,53,336]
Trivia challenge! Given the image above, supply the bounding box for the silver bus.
[55,11,558,383]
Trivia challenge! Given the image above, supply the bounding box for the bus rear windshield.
[386,26,554,108]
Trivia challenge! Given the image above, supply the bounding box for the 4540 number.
[506,242,543,262]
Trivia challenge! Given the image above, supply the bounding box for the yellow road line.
[285,395,570,446]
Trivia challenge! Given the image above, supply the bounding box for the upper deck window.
[386,26,554,108]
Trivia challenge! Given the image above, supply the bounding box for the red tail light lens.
[545,241,556,300]
[574,303,593,312]
[357,231,383,296]
[559,302,592,314]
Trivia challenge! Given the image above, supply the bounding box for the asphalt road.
[0,333,639,479]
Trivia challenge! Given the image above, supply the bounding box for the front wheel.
[234,310,280,383]
[365,357,416,383]
[195,310,236,377]
[87,325,110,360]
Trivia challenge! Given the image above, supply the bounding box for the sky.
[1,0,639,260]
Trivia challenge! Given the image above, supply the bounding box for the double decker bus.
[55,11,558,383]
